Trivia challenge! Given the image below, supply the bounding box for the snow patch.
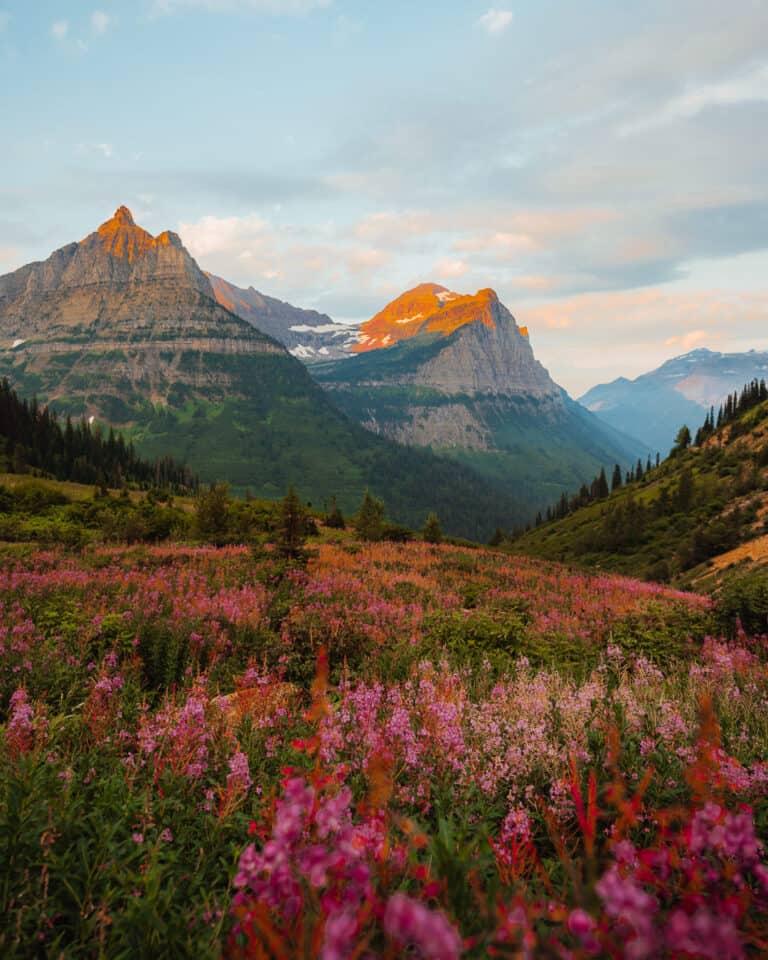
[318,347,329,356]
[289,323,347,334]
[11,339,25,349]
[381,335,392,345]
[289,345,316,358]
[395,313,423,325]
[436,291,456,303]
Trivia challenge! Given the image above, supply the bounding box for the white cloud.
[51,20,69,39]
[478,8,513,35]
[152,0,331,14]
[620,61,768,136]
[91,10,111,34]
[96,143,113,158]
[665,329,718,351]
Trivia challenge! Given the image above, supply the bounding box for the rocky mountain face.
[0,208,523,537]
[207,274,357,362]
[314,284,643,513]
[580,348,768,455]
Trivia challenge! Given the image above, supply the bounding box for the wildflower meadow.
[1,536,767,957]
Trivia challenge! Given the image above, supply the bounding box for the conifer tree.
[355,490,385,541]
[325,496,345,529]
[422,512,443,544]
[611,464,623,491]
[277,485,308,562]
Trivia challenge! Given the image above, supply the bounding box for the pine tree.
[276,486,308,562]
[422,512,443,544]
[325,496,345,529]
[355,490,385,541]
[195,483,231,545]
[671,424,691,455]
[611,464,623,491]
[597,467,609,498]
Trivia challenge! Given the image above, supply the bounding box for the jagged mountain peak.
[354,282,506,353]
[89,206,185,264]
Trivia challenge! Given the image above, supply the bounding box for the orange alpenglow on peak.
[90,206,180,262]
[353,282,503,353]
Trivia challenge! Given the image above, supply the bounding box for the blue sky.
[1,0,767,393]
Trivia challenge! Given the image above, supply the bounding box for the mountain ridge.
[580,348,768,454]
[0,206,525,538]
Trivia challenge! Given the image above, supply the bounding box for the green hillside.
[510,386,768,584]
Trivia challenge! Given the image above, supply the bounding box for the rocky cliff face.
[314,282,642,500]
[207,274,357,361]
[0,207,286,419]
[0,209,524,537]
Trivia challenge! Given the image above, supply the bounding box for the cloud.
[434,259,469,279]
[478,8,513,35]
[619,60,768,136]
[664,329,717,351]
[152,0,331,14]
[520,287,768,395]
[51,20,69,39]
[91,10,111,34]
[96,143,113,159]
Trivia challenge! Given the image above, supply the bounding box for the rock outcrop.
[314,282,643,503]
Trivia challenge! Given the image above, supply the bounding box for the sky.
[1,0,767,395]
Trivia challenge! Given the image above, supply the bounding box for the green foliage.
[422,608,530,670]
[355,490,386,542]
[716,572,768,639]
[325,497,345,529]
[422,512,443,544]
[195,484,231,546]
[275,486,309,563]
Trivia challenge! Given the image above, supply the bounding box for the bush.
[716,571,768,638]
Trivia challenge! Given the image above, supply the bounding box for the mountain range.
[313,283,644,512]
[207,274,357,362]
[580,348,768,455]
[0,207,523,538]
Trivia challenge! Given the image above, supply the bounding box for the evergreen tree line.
[527,377,768,536]
[0,380,197,492]
[532,452,662,530]
[694,378,768,445]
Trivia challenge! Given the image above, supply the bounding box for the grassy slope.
[511,400,768,583]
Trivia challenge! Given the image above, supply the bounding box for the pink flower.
[383,893,462,960]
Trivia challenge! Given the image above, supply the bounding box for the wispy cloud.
[51,20,69,40]
[478,8,513,35]
[91,10,111,35]
[96,143,113,159]
[619,61,768,136]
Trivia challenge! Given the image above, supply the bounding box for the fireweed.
[0,542,765,958]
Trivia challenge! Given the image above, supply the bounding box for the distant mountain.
[580,348,768,455]
[0,207,527,538]
[314,283,645,514]
[512,380,768,585]
[207,274,357,362]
